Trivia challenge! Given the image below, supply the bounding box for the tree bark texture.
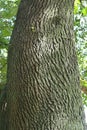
[0,0,86,130]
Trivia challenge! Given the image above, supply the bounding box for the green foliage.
[0,0,20,46]
[74,0,87,105]
[74,0,87,80]
[0,0,87,105]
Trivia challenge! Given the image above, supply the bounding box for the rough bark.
[0,0,86,130]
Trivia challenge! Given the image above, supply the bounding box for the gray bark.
[0,0,86,130]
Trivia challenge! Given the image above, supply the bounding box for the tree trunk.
[0,0,86,130]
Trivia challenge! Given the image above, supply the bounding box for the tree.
[0,0,86,129]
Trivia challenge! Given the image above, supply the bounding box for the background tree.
[0,0,87,130]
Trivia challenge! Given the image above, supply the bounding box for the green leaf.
[82,7,87,16]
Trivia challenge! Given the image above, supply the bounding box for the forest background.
[0,0,87,122]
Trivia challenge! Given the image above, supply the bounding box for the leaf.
[82,7,87,16]
[80,79,87,87]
